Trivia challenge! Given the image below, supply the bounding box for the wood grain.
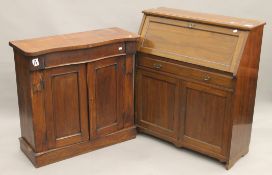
[181,82,232,157]
[20,127,136,167]
[87,56,125,137]
[9,27,139,56]
[136,53,234,89]
[11,28,139,167]
[136,8,265,169]
[44,64,89,149]
[143,7,265,30]
[14,52,35,149]
[136,69,179,139]
[138,16,249,74]
[226,25,264,170]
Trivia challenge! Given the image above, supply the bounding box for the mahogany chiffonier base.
[10,28,139,168]
[20,127,136,168]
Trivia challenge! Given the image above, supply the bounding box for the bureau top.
[9,27,139,56]
[143,7,265,30]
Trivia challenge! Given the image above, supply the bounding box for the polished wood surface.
[138,15,249,73]
[87,56,125,137]
[44,64,89,149]
[181,82,232,158]
[137,53,234,89]
[9,27,138,56]
[136,69,179,139]
[14,52,35,148]
[20,127,136,167]
[136,7,265,169]
[227,25,264,169]
[10,8,265,170]
[143,7,265,30]
[10,28,139,167]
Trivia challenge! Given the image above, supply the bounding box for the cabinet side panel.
[14,52,35,148]
[31,71,47,152]
[228,26,264,167]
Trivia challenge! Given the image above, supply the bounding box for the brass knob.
[203,75,211,81]
[153,63,162,69]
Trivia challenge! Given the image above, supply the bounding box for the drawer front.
[137,55,234,89]
[40,42,125,69]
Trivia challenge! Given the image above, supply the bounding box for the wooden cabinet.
[136,7,265,169]
[10,28,139,167]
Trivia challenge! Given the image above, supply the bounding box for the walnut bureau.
[9,27,139,167]
[135,7,265,169]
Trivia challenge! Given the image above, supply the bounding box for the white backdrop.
[0,0,271,115]
[0,1,271,174]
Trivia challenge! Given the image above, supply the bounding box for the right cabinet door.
[87,56,125,138]
[180,81,231,157]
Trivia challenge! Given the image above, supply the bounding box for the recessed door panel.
[44,64,89,149]
[180,82,231,156]
[87,56,125,138]
[136,69,179,139]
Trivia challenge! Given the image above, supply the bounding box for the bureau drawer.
[137,55,234,89]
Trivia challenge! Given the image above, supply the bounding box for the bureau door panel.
[44,64,89,149]
[136,69,179,139]
[87,56,125,138]
[180,82,231,156]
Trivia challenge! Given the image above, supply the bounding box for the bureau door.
[180,81,231,157]
[136,69,179,139]
[87,56,125,138]
[44,64,89,149]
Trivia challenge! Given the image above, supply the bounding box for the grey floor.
[0,100,271,175]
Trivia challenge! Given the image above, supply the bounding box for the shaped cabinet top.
[9,27,139,57]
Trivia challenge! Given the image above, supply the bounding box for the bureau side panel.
[228,26,264,169]
[14,51,35,149]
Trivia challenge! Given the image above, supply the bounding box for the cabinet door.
[44,64,89,149]
[136,69,179,139]
[87,56,125,138]
[180,82,231,157]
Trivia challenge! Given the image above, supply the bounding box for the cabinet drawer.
[137,55,234,89]
[42,42,126,68]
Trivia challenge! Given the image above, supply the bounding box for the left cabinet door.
[44,64,89,149]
